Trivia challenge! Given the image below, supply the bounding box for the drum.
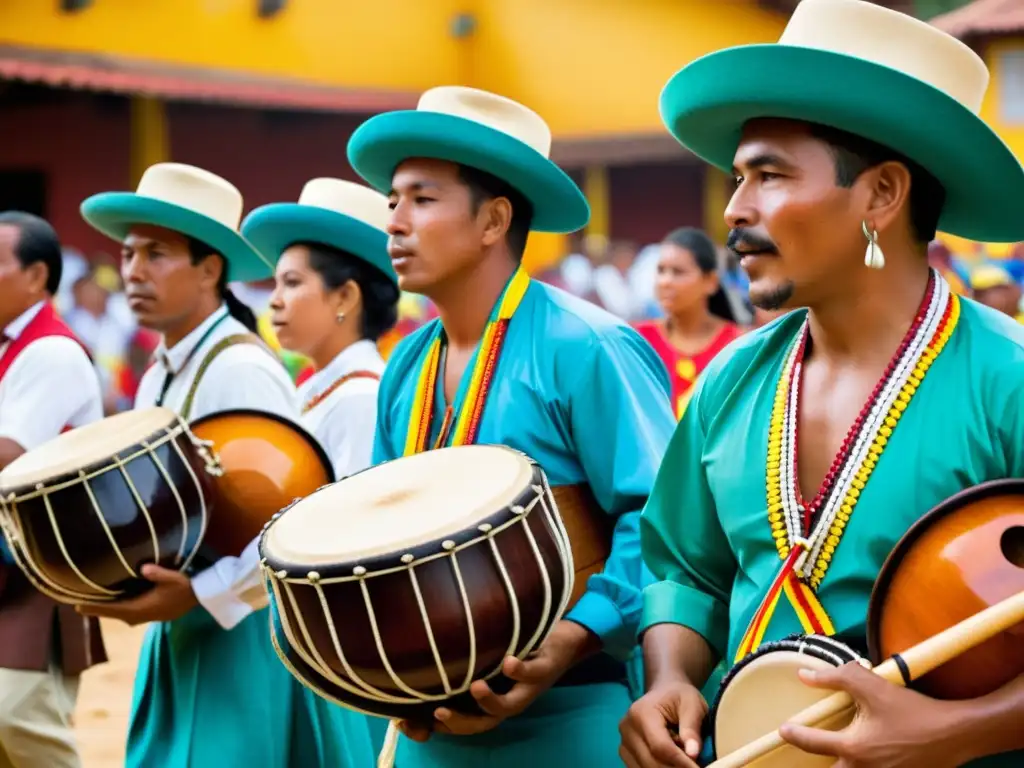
[189,408,334,559]
[0,406,218,605]
[259,443,575,721]
[709,634,863,768]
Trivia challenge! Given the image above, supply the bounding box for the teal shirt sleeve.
[639,370,738,661]
[561,327,676,661]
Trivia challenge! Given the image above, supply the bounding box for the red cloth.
[0,302,89,382]
[636,320,742,419]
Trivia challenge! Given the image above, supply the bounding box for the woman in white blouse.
[242,178,399,481]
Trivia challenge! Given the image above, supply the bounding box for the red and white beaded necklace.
[737,269,960,660]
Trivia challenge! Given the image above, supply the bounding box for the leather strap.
[180,333,279,421]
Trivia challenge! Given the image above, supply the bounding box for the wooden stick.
[709,590,1024,768]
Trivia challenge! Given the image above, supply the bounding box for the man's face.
[0,224,46,329]
[974,284,1021,318]
[119,224,218,332]
[725,119,868,311]
[386,158,489,295]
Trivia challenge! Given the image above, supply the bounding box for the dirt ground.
[74,620,146,768]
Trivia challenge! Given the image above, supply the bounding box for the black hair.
[455,164,534,260]
[185,236,259,334]
[0,211,63,295]
[808,123,945,245]
[663,226,737,323]
[292,242,400,342]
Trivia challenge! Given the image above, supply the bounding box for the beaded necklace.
[403,267,530,456]
[736,270,960,662]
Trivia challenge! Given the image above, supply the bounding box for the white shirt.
[297,339,385,481]
[134,304,300,631]
[0,301,103,451]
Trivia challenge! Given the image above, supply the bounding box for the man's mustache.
[727,229,777,254]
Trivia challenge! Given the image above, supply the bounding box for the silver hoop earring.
[862,221,885,270]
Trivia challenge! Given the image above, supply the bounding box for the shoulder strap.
[180,332,279,421]
[301,369,381,415]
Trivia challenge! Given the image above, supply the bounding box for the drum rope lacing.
[0,415,219,605]
[736,270,960,662]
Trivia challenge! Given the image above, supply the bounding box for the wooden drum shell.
[0,418,214,605]
[867,478,1024,700]
[260,451,575,721]
[189,409,334,559]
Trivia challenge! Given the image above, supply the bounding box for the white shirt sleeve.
[0,338,103,451]
[188,352,301,630]
[321,390,379,480]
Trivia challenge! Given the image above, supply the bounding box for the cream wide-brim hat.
[346,85,590,234]
[241,178,397,286]
[81,163,273,283]
[659,0,1024,243]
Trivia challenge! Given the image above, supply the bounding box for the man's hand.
[76,564,199,625]
[779,661,970,768]
[618,680,707,768]
[398,619,598,741]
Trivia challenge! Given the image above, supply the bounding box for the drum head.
[714,647,856,768]
[0,406,179,492]
[262,444,534,567]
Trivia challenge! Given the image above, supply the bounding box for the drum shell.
[262,460,572,721]
[867,479,1024,700]
[0,422,213,605]
[189,409,334,559]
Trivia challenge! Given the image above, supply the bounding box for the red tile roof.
[0,44,418,113]
[930,0,1024,39]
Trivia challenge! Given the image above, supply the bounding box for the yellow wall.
[0,0,466,91]
[468,0,786,136]
[981,38,1024,164]
[0,0,784,137]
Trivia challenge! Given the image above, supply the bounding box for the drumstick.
[709,589,1024,768]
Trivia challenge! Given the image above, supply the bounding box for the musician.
[0,211,107,768]
[242,178,400,753]
[76,163,376,768]
[241,178,400,481]
[345,86,677,767]
[619,1,1024,766]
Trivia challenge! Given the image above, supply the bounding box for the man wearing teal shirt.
[346,85,675,766]
[620,1,1024,766]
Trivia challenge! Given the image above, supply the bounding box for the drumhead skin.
[262,443,534,567]
[260,443,575,720]
[0,406,179,492]
[710,635,861,767]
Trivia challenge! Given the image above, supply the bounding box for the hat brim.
[660,45,1024,243]
[347,111,590,234]
[241,204,398,287]
[80,193,274,283]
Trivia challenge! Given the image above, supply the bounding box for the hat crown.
[780,0,988,113]
[135,163,244,230]
[416,86,553,158]
[297,178,391,232]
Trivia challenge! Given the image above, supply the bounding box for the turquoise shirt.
[374,279,677,661]
[640,297,1024,767]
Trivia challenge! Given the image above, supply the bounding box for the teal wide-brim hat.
[241,178,397,286]
[347,86,590,234]
[659,0,1024,244]
[81,162,273,283]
